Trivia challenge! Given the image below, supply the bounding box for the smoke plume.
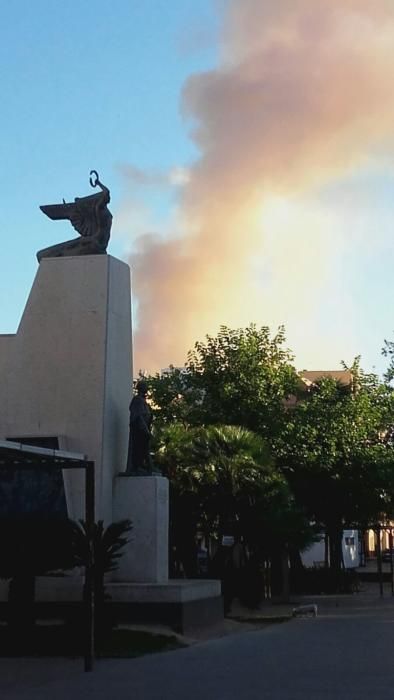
[121,0,394,373]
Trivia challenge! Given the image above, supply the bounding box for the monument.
[0,172,222,633]
[37,171,112,261]
[125,379,154,475]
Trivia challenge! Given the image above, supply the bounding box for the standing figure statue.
[124,379,155,476]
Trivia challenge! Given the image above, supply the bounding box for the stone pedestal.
[113,476,169,583]
[0,255,132,524]
[106,580,223,634]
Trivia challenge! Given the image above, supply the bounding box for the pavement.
[2,586,394,700]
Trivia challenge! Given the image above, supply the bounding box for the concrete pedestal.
[0,255,132,523]
[106,580,223,634]
[0,577,223,635]
[113,476,169,583]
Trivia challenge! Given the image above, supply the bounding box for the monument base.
[112,475,169,583]
[0,577,223,636]
[106,579,223,634]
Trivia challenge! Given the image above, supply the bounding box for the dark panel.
[0,437,67,518]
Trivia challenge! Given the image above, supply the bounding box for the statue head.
[135,379,149,396]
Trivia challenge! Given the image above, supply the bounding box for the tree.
[277,366,394,578]
[382,337,394,385]
[155,423,314,597]
[147,368,199,427]
[156,424,278,536]
[150,327,394,592]
[69,519,133,594]
[149,325,300,439]
[148,325,324,593]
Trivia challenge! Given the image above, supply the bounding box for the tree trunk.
[288,546,304,595]
[270,550,284,598]
[288,546,304,573]
[324,533,329,568]
[328,525,343,591]
[281,547,290,601]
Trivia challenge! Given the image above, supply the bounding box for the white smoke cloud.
[117,0,394,373]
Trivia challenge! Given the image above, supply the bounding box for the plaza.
[1,586,393,700]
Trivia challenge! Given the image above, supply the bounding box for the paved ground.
[2,590,394,700]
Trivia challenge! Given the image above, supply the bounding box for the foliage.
[155,423,313,566]
[68,517,133,631]
[0,517,133,583]
[69,519,133,578]
[148,368,199,426]
[382,338,394,385]
[277,367,394,572]
[150,326,394,585]
[68,518,133,640]
[149,325,300,439]
[156,424,278,530]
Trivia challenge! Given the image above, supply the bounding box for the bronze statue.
[37,171,112,262]
[124,379,155,476]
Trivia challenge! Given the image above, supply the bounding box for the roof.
[299,370,353,386]
[0,440,89,469]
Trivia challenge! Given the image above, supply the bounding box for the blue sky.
[2,1,394,376]
[1,0,217,329]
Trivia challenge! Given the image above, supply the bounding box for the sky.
[2,0,394,377]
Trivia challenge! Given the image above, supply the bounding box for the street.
[1,590,394,700]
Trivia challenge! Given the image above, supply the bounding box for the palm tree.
[68,518,132,644]
[69,518,132,597]
[155,424,281,575]
[189,425,276,536]
[156,423,314,601]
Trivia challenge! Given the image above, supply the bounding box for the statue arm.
[92,179,111,240]
[95,178,110,204]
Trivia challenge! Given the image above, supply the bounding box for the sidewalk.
[2,590,394,700]
[2,585,394,699]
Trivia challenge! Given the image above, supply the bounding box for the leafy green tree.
[149,325,337,590]
[148,368,199,427]
[149,325,300,440]
[150,327,394,591]
[277,367,394,576]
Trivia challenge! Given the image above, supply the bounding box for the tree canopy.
[147,325,394,579]
[149,324,299,438]
[155,423,314,566]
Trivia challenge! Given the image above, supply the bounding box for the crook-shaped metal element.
[89,170,99,188]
